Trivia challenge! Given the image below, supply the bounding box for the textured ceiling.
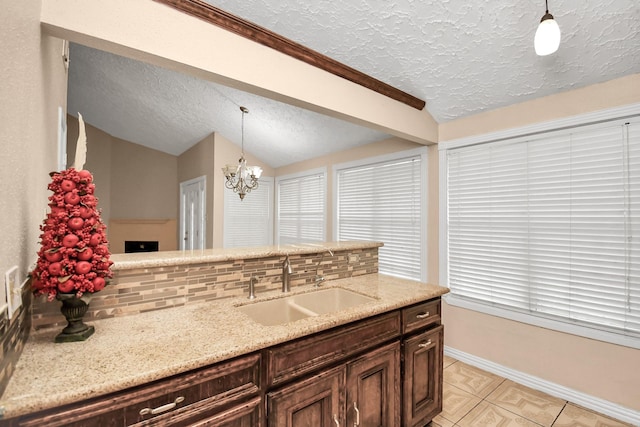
[67,44,388,167]
[67,0,640,167]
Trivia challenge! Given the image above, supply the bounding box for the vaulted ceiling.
[67,0,640,168]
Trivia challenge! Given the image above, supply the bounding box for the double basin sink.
[236,288,376,326]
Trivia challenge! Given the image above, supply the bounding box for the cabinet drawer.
[402,299,440,334]
[266,311,401,387]
[181,396,261,427]
[17,353,261,427]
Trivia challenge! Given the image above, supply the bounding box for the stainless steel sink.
[236,288,376,326]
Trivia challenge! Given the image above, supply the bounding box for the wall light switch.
[5,266,22,320]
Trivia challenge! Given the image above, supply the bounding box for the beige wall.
[178,134,215,248]
[69,116,179,222]
[439,76,640,411]
[110,137,178,220]
[67,115,178,252]
[0,2,67,289]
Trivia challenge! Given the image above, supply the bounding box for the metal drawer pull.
[416,311,430,319]
[418,339,432,348]
[333,414,340,426]
[139,396,185,416]
[353,401,360,426]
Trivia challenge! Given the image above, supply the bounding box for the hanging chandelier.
[222,106,263,200]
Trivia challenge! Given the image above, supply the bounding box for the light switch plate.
[5,266,22,320]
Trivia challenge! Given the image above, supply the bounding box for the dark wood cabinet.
[265,299,443,427]
[265,311,400,388]
[267,341,400,427]
[402,325,444,427]
[3,353,261,427]
[1,297,443,427]
[346,341,400,427]
[267,365,345,427]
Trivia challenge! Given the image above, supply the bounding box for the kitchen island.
[0,242,448,426]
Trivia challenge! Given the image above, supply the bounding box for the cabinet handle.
[418,339,432,348]
[139,396,185,417]
[416,311,430,319]
[333,414,340,426]
[353,401,360,426]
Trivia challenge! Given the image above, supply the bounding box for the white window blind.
[336,153,425,281]
[446,119,640,339]
[276,171,325,245]
[223,178,273,248]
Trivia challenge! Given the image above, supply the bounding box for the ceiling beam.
[153,0,426,111]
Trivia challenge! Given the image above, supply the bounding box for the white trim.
[420,149,429,283]
[275,167,328,183]
[332,147,429,282]
[439,102,640,150]
[332,146,429,172]
[444,346,640,426]
[57,107,67,171]
[438,149,448,287]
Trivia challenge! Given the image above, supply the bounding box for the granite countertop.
[0,273,448,420]
[110,241,382,270]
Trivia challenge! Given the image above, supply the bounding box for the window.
[443,117,640,346]
[335,148,427,281]
[223,178,274,248]
[276,169,326,245]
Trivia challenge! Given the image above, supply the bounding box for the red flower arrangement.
[31,168,113,300]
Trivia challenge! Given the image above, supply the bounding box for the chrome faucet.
[248,276,258,300]
[313,249,334,287]
[282,255,292,293]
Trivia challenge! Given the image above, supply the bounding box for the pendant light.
[221,106,262,200]
[534,0,561,56]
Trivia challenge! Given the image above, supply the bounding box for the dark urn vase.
[55,293,95,343]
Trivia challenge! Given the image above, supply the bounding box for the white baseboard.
[444,346,640,426]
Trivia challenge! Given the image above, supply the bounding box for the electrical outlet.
[5,266,22,320]
[348,254,360,263]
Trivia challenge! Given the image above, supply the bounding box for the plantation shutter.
[336,156,423,280]
[223,178,273,248]
[446,119,640,337]
[277,172,325,244]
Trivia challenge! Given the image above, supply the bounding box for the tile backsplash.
[31,247,378,331]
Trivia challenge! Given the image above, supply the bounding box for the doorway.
[179,176,206,250]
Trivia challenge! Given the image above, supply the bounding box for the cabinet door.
[346,341,400,427]
[402,325,443,427]
[267,365,345,427]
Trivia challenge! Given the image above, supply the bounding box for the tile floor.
[428,355,634,427]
